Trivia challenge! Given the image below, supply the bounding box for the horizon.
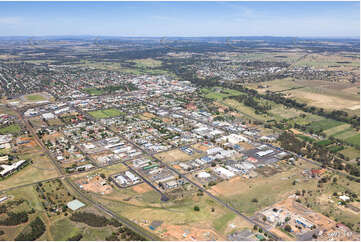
[0,1,359,37]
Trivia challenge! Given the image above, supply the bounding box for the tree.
[284,224,292,232]
[194,205,200,212]
[252,198,258,203]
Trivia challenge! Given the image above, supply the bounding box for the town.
[0,2,359,240]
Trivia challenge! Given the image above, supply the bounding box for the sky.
[0,1,359,37]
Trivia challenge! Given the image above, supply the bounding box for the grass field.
[83,88,106,96]
[50,218,82,240]
[201,87,243,101]
[307,118,343,132]
[25,94,47,101]
[88,108,123,119]
[133,58,162,68]
[49,218,116,240]
[340,146,360,160]
[345,134,360,147]
[0,124,21,135]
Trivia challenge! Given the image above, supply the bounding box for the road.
[73,105,282,240]
[7,107,160,241]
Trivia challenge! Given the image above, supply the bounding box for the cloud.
[0,17,22,25]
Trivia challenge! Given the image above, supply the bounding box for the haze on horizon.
[0,1,359,38]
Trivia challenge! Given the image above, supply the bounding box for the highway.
[8,107,161,241]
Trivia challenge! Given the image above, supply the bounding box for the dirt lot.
[192,142,211,152]
[77,175,113,194]
[155,149,194,163]
[209,176,243,197]
[161,224,224,241]
[140,112,156,120]
[132,183,153,194]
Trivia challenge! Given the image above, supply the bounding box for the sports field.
[201,87,243,101]
[88,108,123,119]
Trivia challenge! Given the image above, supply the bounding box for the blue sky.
[0,1,359,37]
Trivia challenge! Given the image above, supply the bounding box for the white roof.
[0,160,26,176]
[214,167,235,178]
[197,171,211,178]
[339,195,350,201]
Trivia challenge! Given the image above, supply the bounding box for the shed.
[67,199,85,211]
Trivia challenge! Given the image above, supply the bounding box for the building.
[256,149,274,157]
[0,160,27,177]
[214,167,235,179]
[197,171,211,179]
[125,171,140,183]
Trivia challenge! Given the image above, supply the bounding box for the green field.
[50,218,82,240]
[201,87,243,101]
[340,146,360,160]
[83,88,106,96]
[133,58,162,68]
[0,124,21,135]
[212,213,236,233]
[88,108,123,119]
[345,134,360,147]
[25,94,46,101]
[307,118,343,132]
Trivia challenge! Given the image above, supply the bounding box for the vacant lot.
[93,190,253,240]
[155,148,201,163]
